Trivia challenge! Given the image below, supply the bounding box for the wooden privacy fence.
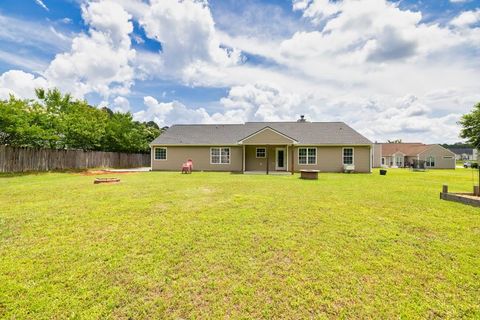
[0,145,150,173]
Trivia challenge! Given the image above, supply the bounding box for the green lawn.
[1,169,479,319]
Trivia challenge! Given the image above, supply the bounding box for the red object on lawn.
[181,159,193,174]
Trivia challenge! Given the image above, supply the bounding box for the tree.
[0,95,60,148]
[459,102,480,186]
[459,102,480,150]
[387,139,403,143]
[0,88,162,153]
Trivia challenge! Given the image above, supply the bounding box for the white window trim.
[426,155,435,167]
[154,147,167,161]
[210,147,231,165]
[256,147,266,158]
[298,147,317,165]
[342,147,354,165]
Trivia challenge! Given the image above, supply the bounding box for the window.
[154,147,167,160]
[299,148,316,164]
[343,148,354,165]
[256,147,266,158]
[395,156,403,167]
[211,147,230,164]
[426,156,435,167]
[443,156,453,159]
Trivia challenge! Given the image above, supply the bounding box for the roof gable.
[418,144,456,156]
[380,143,429,156]
[238,126,298,144]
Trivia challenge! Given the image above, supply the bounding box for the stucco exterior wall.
[373,144,382,168]
[418,145,456,169]
[151,146,243,171]
[151,145,372,173]
[292,146,371,173]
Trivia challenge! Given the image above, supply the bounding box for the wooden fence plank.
[0,145,150,173]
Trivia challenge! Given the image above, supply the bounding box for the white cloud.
[137,0,241,83]
[1,0,479,143]
[112,96,130,112]
[34,0,49,11]
[0,13,71,53]
[135,83,464,143]
[44,1,135,98]
[133,96,214,126]
[0,70,50,100]
[0,49,48,72]
[294,0,340,24]
[450,9,480,28]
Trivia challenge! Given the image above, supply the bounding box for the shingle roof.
[380,143,429,156]
[150,122,372,145]
[447,148,473,155]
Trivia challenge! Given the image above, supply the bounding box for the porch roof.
[238,126,298,145]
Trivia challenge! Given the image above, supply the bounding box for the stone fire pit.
[300,169,319,180]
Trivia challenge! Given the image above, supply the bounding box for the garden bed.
[440,185,480,207]
[94,177,120,184]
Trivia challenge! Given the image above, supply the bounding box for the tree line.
[460,102,480,150]
[0,89,164,153]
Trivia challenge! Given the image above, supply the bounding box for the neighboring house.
[373,143,456,169]
[150,119,373,173]
[447,148,477,161]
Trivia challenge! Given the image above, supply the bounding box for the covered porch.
[238,126,298,175]
[242,145,296,174]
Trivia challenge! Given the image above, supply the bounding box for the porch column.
[242,144,245,172]
[286,145,289,172]
[266,146,269,174]
[291,145,294,175]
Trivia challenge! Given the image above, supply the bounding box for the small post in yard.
[442,184,448,194]
[440,184,448,200]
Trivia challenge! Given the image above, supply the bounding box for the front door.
[276,148,286,170]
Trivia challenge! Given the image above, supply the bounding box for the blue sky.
[0,0,479,143]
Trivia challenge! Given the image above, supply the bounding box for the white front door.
[276,148,286,170]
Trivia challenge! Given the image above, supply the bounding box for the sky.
[0,0,479,143]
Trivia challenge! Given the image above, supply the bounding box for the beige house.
[150,120,373,173]
[373,143,456,169]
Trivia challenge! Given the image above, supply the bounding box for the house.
[150,119,373,173]
[373,143,456,169]
[447,148,477,161]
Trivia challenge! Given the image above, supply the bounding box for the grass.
[1,169,479,319]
